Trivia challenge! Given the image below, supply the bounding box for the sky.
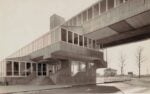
[0,0,150,75]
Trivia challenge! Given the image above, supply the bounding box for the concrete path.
[0,85,71,94]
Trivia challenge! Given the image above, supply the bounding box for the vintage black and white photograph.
[0,0,150,94]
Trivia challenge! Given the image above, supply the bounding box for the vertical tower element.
[50,14,65,30]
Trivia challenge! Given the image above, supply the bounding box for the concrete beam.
[83,0,149,34]
[97,25,150,47]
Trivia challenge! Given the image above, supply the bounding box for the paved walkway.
[0,85,71,94]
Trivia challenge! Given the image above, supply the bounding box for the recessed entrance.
[37,63,47,76]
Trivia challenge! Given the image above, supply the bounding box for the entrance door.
[37,63,47,76]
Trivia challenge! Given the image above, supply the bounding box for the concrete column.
[114,0,117,7]
[41,63,43,76]
[83,36,84,48]
[66,30,68,43]
[72,32,74,45]
[31,62,33,73]
[19,62,21,77]
[46,64,49,76]
[106,0,108,11]
[123,0,126,3]
[36,63,38,76]
[25,62,27,77]
[12,61,14,77]
[92,6,94,19]
[99,1,101,15]
[77,34,79,46]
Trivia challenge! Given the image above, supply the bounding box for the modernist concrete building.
[0,0,150,85]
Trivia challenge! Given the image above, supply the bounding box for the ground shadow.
[40,84,122,94]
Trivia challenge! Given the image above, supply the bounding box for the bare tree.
[119,52,126,76]
[135,47,145,78]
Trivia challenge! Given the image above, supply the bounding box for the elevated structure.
[0,0,150,85]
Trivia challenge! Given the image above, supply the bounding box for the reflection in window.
[108,0,114,9]
[83,11,87,22]
[74,33,78,45]
[100,0,106,13]
[61,29,67,42]
[94,3,99,17]
[88,8,93,20]
[84,37,87,47]
[68,31,73,43]
[79,35,83,46]
[79,62,86,72]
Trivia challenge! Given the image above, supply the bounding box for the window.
[93,40,96,48]
[72,17,77,26]
[83,11,87,22]
[38,63,42,76]
[26,63,31,76]
[84,37,88,47]
[88,7,93,20]
[108,0,114,9]
[89,39,92,48]
[20,62,25,76]
[116,0,124,7]
[32,63,36,71]
[14,62,19,76]
[79,35,83,46]
[61,28,67,42]
[74,33,78,45]
[94,3,99,17]
[6,61,12,76]
[77,14,82,25]
[43,64,47,76]
[51,31,55,43]
[79,62,86,72]
[68,31,73,43]
[100,0,106,13]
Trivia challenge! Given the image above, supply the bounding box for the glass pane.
[6,61,12,76]
[26,63,31,76]
[108,0,114,9]
[72,17,77,26]
[93,40,96,48]
[20,62,25,76]
[38,63,42,76]
[116,0,124,6]
[100,0,106,13]
[61,28,67,42]
[79,35,83,46]
[94,3,99,17]
[74,33,78,45]
[32,63,36,72]
[68,31,73,43]
[14,62,19,76]
[77,14,82,25]
[83,11,87,22]
[84,37,87,47]
[89,39,92,48]
[88,7,93,20]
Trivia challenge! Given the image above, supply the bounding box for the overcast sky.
[0,0,150,75]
